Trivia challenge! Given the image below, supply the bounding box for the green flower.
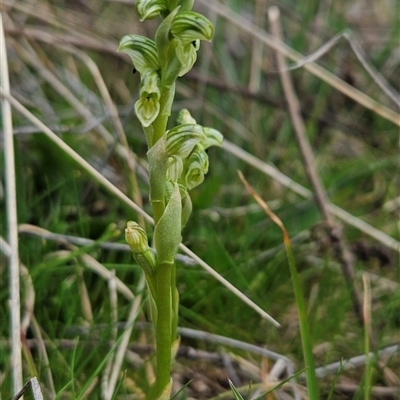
[118,35,160,75]
[171,11,214,44]
[201,127,224,149]
[135,70,161,127]
[166,124,206,158]
[183,145,209,190]
[167,155,184,182]
[136,0,168,21]
[170,11,214,76]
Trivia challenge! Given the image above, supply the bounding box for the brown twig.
[268,6,364,325]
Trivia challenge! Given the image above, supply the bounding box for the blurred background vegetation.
[0,0,399,398]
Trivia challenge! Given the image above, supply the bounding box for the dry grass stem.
[0,14,23,395]
[196,0,400,126]
[17,224,196,266]
[76,266,94,324]
[0,87,151,223]
[102,270,119,400]
[29,315,56,398]
[362,273,373,345]
[58,44,145,226]
[177,327,290,366]
[248,0,266,93]
[106,275,145,398]
[223,140,400,253]
[283,30,400,108]
[10,38,148,187]
[268,6,363,324]
[19,264,34,334]
[313,344,399,378]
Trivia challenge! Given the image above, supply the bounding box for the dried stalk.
[268,6,364,324]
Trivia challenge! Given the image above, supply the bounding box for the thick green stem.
[151,200,165,226]
[152,83,176,146]
[171,264,178,341]
[155,261,172,396]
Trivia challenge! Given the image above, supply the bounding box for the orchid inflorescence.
[119,1,222,398]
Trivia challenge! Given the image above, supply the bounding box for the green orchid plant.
[119,1,223,398]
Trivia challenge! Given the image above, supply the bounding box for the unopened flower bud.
[125,221,156,276]
[177,109,196,125]
[125,221,149,253]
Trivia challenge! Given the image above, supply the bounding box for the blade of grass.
[238,170,318,399]
[228,379,245,400]
[326,359,343,400]
[252,367,307,399]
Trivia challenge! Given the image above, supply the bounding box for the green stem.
[151,199,165,226]
[285,238,319,399]
[152,83,176,146]
[155,261,172,396]
[171,263,178,341]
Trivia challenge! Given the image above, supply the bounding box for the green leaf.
[155,6,181,68]
[169,379,192,400]
[118,35,160,74]
[148,134,168,203]
[228,379,245,400]
[154,183,182,264]
[155,378,172,400]
[181,190,192,228]
[252,367,307,399]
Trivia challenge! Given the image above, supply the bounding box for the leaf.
[251,367,307,400]
[154,183,182,264]
[228,379,245,400]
